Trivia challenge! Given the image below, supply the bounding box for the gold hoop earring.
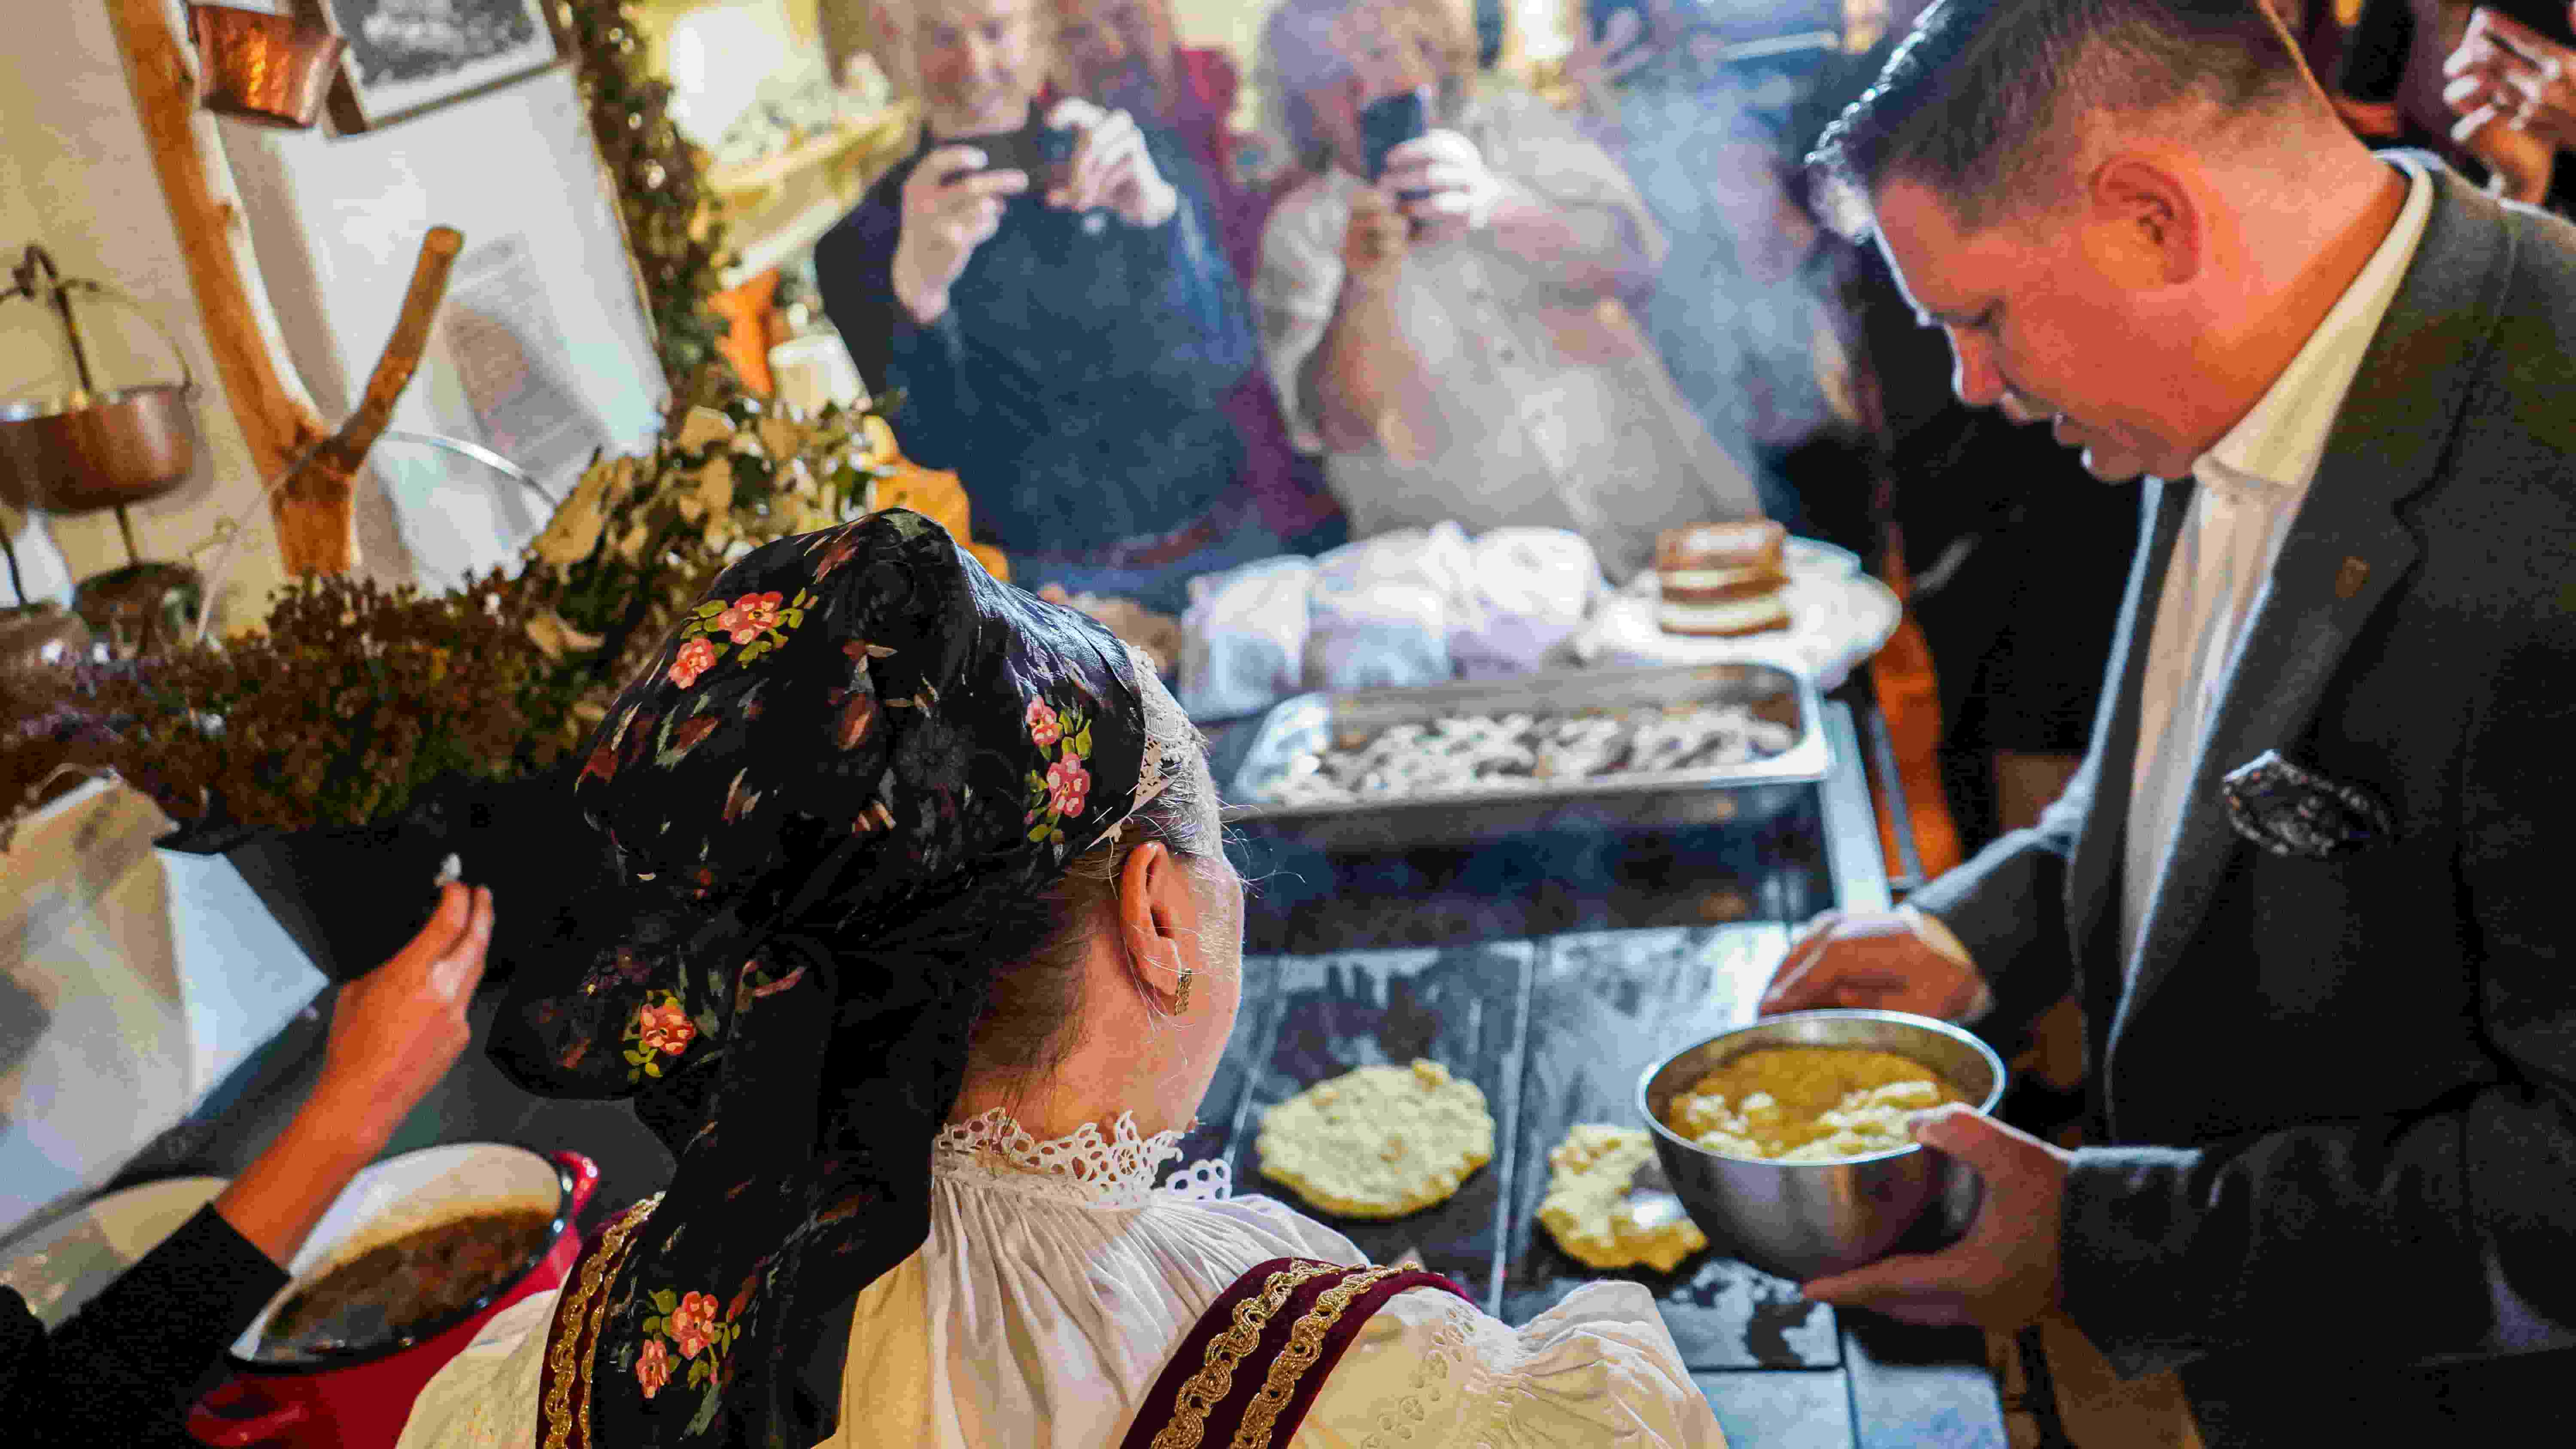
[1171,965,1194,1014]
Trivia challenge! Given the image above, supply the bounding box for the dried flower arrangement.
[3,570,546,837]
[0,395,902,840]
[511,395,893,753]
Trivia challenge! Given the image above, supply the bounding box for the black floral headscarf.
[491,509,1171,1446]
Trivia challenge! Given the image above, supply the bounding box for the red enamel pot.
[185,1144,599,1449]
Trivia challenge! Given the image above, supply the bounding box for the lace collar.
[932,1108,1230,1208]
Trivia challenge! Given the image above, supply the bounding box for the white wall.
[663,0,822,142]
[222,66,665,503]
[0,0,287,629]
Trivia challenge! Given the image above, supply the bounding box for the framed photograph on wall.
[320,0,563,131]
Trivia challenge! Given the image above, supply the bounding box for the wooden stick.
[287,227,463,510]
[103,0,342,574]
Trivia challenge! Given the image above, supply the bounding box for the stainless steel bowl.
[1637,1011,2008,1281]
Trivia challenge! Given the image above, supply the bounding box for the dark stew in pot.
[253,1206,556,1361]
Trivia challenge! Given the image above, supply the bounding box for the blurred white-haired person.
[1252,0,1767,583]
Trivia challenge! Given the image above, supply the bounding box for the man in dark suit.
[1759,0,2576,1441]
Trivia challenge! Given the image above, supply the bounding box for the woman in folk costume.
[396,508,1719,1448]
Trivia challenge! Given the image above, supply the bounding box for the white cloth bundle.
[1301,523,1478,693]
[1450,527,1607,680]
[1178,555,1316,719]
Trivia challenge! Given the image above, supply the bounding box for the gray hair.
[1805,0,2315,243]
[1260,0,1359,167]
[968,667,1219,1085]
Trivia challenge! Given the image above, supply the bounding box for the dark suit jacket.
[1909,157,2576,1421]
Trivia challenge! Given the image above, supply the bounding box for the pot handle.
[58,279,198,399]
[186,1379,307,1448]
[552,1149,602,1220]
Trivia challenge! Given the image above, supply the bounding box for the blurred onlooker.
[1554,5,1851,533]
[2442,3,2576,205]
[1782,10,2142,844]
[1049,0,1271,278]
[814,0,1281,617]
[1047,0,1351,556]
[1253,0,1766,584]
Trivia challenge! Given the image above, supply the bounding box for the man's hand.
[1047,97,1178,228]
[1759,909,1990,1020]
[2444,7,2576,157]
[1340,185,1411,291]
[1799,1103,2071,1334]
[1380,130,1513,246]
[891,145,1029,324]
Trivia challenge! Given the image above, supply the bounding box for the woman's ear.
[1116,842,1200,995]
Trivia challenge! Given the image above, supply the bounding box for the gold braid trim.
[1230,1266,1404,1449]
[1147,1261,1346,1449]
[541,1194,663,1449]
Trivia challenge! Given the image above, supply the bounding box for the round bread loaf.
[1256,1060,1494,1220]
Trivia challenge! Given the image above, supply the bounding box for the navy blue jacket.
[814,122,1254,555]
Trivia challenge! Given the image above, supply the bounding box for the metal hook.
[6,243,100,398]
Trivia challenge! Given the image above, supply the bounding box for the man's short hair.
[1804,0,2315,242]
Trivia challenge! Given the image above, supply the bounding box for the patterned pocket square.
[2220,750,2395,860]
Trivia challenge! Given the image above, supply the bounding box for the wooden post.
[102,0,346,575]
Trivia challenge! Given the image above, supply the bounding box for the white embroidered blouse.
[396,1110,1727,1449]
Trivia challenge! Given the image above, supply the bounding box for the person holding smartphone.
[814,0,1290,617]
[1252,0,1767,584]
[1045,0,1352,558]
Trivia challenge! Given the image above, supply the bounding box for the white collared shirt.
[2120,162,2434,967]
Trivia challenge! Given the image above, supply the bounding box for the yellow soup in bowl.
[1663,1046,1968,1162]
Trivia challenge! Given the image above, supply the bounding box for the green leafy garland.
[557,0,736,404]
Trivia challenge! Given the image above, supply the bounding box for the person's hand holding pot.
[1757,908,1992,1021]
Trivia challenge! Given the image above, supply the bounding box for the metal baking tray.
[1223,661,1831,852]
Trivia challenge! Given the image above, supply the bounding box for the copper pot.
[0,384,200,513]
[188,4,348,130]
[73,563,204,661]
[0,603,92,675]
[0,260,204,514]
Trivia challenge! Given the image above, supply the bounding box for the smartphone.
[936,125,1072,196]
[1359,89,1431,197]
